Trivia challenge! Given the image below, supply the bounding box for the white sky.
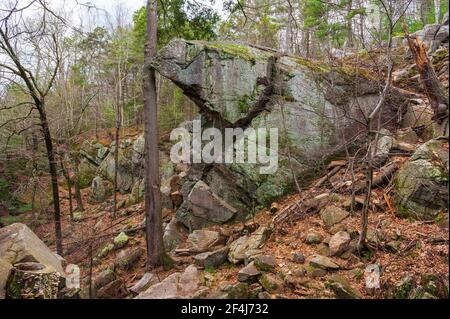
[51,0,224,29]
[1,0,225,31]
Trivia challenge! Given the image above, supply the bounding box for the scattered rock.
[328,231,351,256]
[253,255,276,272]
[372,129,394,166]
[129,273,159,295]
[228,226,271,264]
[307,266,327,278]
[136,265,206,299]
[187,230,222,253]
[97,279,128,299]
[65,264,80,290]
[320,206,349,228]
[326,275,362,299]
[292,252,305,264]
[237,262,261,283]
[93,268,115,292]
[258,291,272,299]
[113,232,129,249]
[305,232,323,245]
[209,282,249,299]
[364,264,381,292]
[97,243,114,259]
[244,249,264,264]
[329,223,348,235]
[114,247,144,270]
[386,240,402,253]
[0,259,12,298]
[309,255,339,270]
[258,273,283,293]
[193,246,229,268]
[395,127,419,144]
[269,202,279,214]
[316,243,331,256]
[393,275,415,299]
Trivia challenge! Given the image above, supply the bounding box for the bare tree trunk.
[70,154,84,212]
[60,158,74,222]
[113,63,123,218]
[285,1,293,54]
[434,0,441,23]
[144,0,164,268]
[113,120,120,218]
[404,27,449,132]
[346,0,354,49]
[39,106,63,255]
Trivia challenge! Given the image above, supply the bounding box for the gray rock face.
[0,223,65,276]
[98,150,135,194]
[136,265,206,299]
[163,217,188,252]
[153,39,413,224]
[89,176,112,203]
[0,224,67,298]
[185,180,237,229]
[394,137,449,221]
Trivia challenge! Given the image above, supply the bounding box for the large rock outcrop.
[0,223,66,298]
[394,137,449,222]
[151,39,414,229]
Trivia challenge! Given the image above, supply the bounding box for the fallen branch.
[354,162,398,193]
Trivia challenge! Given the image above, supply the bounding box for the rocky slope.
[0,19,448,299]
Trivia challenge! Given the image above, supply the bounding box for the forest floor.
[28,145,449,298]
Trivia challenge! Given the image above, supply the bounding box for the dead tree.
[403,24,449,135]
[143,0,165,268]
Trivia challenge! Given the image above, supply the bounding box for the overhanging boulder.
[152,39,415,227]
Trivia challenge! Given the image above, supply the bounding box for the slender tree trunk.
[38,105,63,255]
[434,0,441,23]
[346,0,354,49]
[144,0,164,268]
[113,63,122,218]
[60,159,74,222]
[113,123,120,218]
[286,1,293,54]
[70,154,84,212]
